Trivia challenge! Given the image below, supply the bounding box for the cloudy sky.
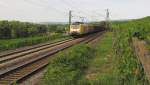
[0,0,149,22]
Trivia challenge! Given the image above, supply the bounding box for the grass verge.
[43,31,147,85]
[43,44,95,85]
[43,32,118,85]
[0,33,68,52]
[77,32,118,85]
[113,28,149,85]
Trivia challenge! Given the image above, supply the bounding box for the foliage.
[0,20,68,51]
[0,20,66,39]
[0,33,67,51]
[112,17,150,85]
[44,32,120,85]
[44,44,95,85]
[76,32,119,85]
[12,81,18,85]
[111,16,150,40]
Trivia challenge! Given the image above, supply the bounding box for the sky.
[0,0,150,22]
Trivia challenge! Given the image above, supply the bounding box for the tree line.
[0,20,66,39]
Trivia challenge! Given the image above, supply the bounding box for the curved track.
[0,32,104,85]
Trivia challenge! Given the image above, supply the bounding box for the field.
[111,16,150,41]
[1,17,150,85]
[0,20,68,52]
[43,32,119,85]
[43,16,150,85]
[1,0,150,85]
[111,16,150,84]
[0,33,69,52]
[77,32,118,85]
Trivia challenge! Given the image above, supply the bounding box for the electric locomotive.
[69,21,105,37]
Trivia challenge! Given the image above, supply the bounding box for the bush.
[0,20,66,39]
[112,21,149,84]
[44,44,95,85]
[0,33,67,51]
[111,16,150,41]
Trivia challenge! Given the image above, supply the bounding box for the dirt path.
[80,32,118,85]
[132,37,150,82]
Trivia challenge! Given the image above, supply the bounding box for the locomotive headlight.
[70,25,80,32]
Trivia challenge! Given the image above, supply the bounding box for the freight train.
[69,22,106,37]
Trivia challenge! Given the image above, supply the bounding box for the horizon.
[0,16,148,24]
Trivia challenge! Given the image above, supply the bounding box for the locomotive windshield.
[72,22,84,25]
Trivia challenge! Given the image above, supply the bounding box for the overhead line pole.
[68,10,72,32]
[106,9,110,29]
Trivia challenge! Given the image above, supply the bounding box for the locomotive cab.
[69,21,105,37]
[69,22,84,36]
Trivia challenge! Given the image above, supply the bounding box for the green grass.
[43,32,119,85]
[43,44,94,85]
[111,16,150,41]
[0,33,68,52]
[112,24,149,85]
[77,32,119,85]
[43,31,148,85]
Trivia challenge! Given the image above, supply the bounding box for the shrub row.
[0,20,66,39]
[111,16,150,40]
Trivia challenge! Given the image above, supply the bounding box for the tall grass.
[112,20,149,84]
[76,32,119,85]
[0,33,68,52]
[43,44,95,85]
[111,16,150,40]
[44,32,119,85]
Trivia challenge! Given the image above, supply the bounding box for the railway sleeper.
[22,67,36,70]
[0,80,12,84]
[20,71,32,74]
[0,82,9,85]
[11,73,23,76]
[10,75,21,78]
[2,78,16,81]
[21,68,34,71]
[7,76,19,79]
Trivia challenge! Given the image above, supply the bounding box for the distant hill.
[141,16,150,19]
[39,22,68,25]
[136,16,150,21]
[111,16,150,24]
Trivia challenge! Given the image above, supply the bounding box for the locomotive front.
[69,21,106,37]
[69,22,83,36]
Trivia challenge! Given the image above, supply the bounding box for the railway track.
[0,38,73,64]
[0,38,72,58]
[0,32,103,85]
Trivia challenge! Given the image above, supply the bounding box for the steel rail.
[0,32,103,85]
